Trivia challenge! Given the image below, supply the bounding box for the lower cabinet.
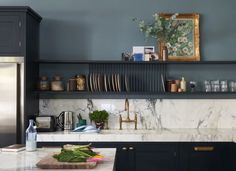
[179,143,232,171]
[38,142,233,171]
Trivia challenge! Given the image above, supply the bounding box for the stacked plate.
[87,73,129,92]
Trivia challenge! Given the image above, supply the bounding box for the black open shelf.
[37,59,236,99]
[37,59,236,64]
[36,91,236,99]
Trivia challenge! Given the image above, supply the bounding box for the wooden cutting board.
[36,154,97,169]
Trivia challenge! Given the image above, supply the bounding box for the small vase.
[95,122,104,129]
[158,41,168,61]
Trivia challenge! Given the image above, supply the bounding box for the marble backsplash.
[39,99,236,130]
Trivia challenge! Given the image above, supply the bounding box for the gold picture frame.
[160,13,200,61]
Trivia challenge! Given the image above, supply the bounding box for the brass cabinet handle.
[194,146,214,152]
[122,147,127,151]
[129,147,134,150]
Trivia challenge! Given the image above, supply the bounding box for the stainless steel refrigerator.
[0,57,24,147]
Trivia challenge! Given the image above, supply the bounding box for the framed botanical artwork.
[160,13,200,61]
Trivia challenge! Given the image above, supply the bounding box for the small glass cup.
[229,81,236,92]
[204,80,211,92]
[211,80,220,92]
[220,80,228,92]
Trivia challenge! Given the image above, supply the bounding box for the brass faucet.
[119,98,137,130]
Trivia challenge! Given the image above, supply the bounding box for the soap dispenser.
[180,77,186,92]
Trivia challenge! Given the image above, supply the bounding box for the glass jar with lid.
[39,76,50,91]
[51,75,64,91]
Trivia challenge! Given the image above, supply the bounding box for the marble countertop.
[37,129,236,142]
[0,148,116,171]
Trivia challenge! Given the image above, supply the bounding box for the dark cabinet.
[116,146,133,171]
[0,7,42,142]
[0,15,22,55]
[38,142,233,171]
[180,143,231,171]
[135,143,177,171]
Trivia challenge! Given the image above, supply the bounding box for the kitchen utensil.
[36,116,56,132]
[107,74,111,91]
[111,74,115,92]
[117,74,121,92]
[114,74,118,92]
[93,73,97,91]
[89,73,93,92]
[104,74,107,92]
[97,74,101,92]
[125,75,129,92]
[56,111,74,131]
[36,155,97,169]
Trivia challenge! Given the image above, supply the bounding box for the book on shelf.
[1,144,25,152]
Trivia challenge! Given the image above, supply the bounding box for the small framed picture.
[132,46,155,61]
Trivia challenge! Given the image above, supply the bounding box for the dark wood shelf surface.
[36,91,236,99]
[37,60,236,65]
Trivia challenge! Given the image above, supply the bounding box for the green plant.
[133,13,180,41]
[89,110,109,123]
[133,13,194,56]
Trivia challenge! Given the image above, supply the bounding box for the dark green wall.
[1,0,236,60]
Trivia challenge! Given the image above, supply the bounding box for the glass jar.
[39,76,49,91]
[51,75,64,91]
[76,74,86,91]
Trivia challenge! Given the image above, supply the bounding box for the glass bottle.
[26,119,37,152]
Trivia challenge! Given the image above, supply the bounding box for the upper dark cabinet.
[0,6,42,56]
[0,15,21,55]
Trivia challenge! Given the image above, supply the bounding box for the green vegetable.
[53,144,97,163]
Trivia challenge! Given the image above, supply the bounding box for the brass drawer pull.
[194,146,214,152]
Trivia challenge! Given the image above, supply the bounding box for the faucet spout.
[125,98,130,120]
[119,98,137,130]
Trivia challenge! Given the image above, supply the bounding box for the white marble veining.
[37,129,236,142]
[0,148,116,171]
[39,99,236,130]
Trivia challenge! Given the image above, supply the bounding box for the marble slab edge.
[37,129,236,142]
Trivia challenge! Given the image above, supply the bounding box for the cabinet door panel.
[0,15,21,55]
[180,143,231,171]
[135,143,177,171]
[116,147,129,171]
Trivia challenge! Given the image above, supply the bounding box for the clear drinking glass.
[204,80,211,92]
[211,80,220,92]
[220,80,228,92]
[229,81,236,92]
